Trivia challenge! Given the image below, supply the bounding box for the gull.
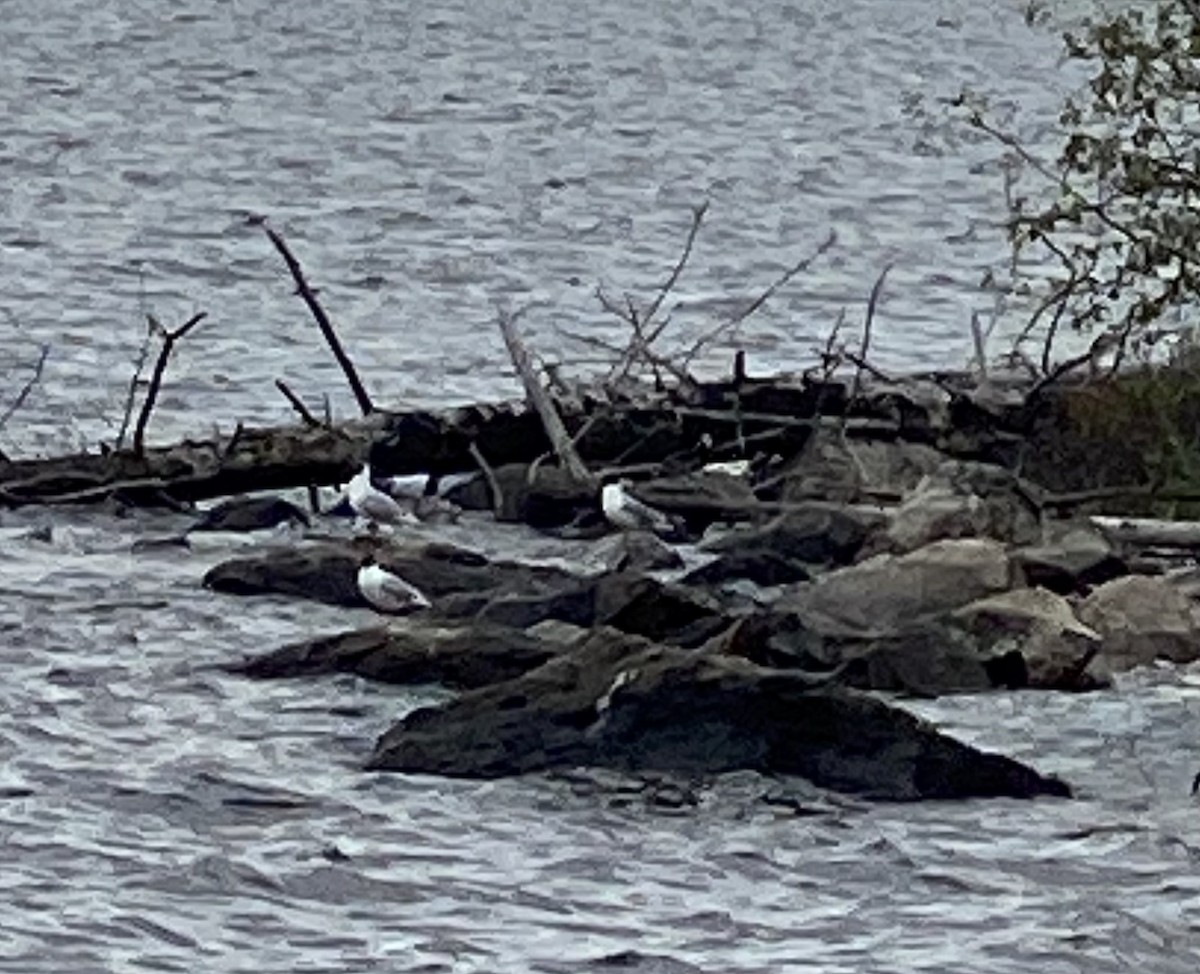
[600,479,684,540]
[357,554,431,615]
[345,463,419,527]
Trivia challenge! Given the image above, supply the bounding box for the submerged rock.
[367,629,1070,801]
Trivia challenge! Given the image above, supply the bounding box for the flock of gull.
[337,463,678,615]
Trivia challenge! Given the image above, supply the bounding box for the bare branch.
[276,379,321,428]
[261,222,374,417]
[132,312,207,457]
[679,229,838,368]
[0,344,50,457]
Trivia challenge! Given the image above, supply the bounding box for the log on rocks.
[367,628,1071,801]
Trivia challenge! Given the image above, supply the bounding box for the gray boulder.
[782,537,1014,633]
[880,460,1041,555]
[951,587,1106,690]
[1012,526,1128,595]
[1077,576,1200,672]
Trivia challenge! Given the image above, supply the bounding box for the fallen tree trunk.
[0,371,1031,509]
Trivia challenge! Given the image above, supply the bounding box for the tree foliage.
[968,0,1200,371]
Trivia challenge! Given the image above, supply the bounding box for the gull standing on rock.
[357,554,431,614]
[346,463,419,527]
[601,479,684,540]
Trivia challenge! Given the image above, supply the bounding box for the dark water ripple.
[4,1,1200,971]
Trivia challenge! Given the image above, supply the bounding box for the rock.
[703,502,883,568]
[203,541,579,608]
[782,538,1014,633]
[227,623,566,689]
[204,544,365,607]
[779,433,946,503]
[625,472,758,535]
[598,530,685,573]
[475,583,597,629]
[950,588,1106,690]
[879,460,1041,555]
[683,550,811,588]
[189,495,311,533]
[1076,575,1200,671]
[713,611,1021,697]
[367,629,1071,801]
[441,463,594,528]
[595,573,731,646]
[1013,527,1128,595]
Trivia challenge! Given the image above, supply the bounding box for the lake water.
[2,0,1199,971]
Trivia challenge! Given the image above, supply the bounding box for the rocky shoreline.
[12,365,1200,804]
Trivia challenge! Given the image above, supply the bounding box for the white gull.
[346,464,418,526]
[357,555,431,614]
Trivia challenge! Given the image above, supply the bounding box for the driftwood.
[497,309,594,487]
[133,312,207,456]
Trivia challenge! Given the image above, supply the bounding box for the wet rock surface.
[367,629,1070,802]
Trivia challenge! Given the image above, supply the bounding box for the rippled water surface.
[3,1,1200,971]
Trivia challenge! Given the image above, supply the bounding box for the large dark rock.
[441,463,594,528]
[368,630,1071,801]
[228,623,571,689]
[463,571,732,647]
[713,611,1022,697]
[202,540,579,608]
[683,549,811,588]
[189,495,311,533]
[703,503,882,568]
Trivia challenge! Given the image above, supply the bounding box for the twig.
[468,440,504,517]
[847,264,894,410]
[497,308,594,486]
[261,223,374,417]
[641,202,709,341]
[0,343,50,442]
[132,312,207,457]
[276,379,321,428]
[679,229,838,368]
[117,319,155,451]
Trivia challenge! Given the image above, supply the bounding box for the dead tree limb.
[117,318,155,451]
[679,229,839,368]
[276,379,321,428]
[468,440,504,517]
[497,309,594,486]
[0,343,50,456]
[262,223,374,417]
[132,312,207,457]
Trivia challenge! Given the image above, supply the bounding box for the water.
[2,0,1199,971]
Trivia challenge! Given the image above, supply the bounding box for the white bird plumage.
[601,480,677,537]
[357,556,431,614]
[346,464,419,526]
